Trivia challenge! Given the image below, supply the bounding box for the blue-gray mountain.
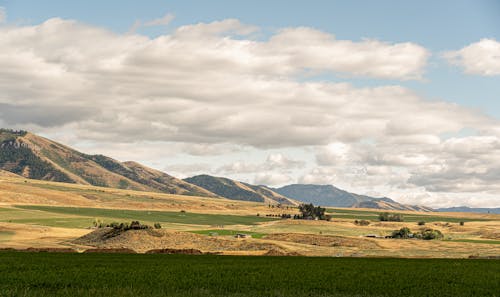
[184,174,298,205]
[273,184,433,212]
[437,207,500,214]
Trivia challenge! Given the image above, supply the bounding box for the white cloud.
[0,7,5,24]
[0,18,499,207]
[215,153,305,174]
[254,172,293,186]
[445,39,500,76]
[143,13,175,27]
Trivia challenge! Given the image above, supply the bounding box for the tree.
[298,203,326,220]
[379,212,404,222]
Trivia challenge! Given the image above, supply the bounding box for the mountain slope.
[0,129,216,197]
[184,174,297,205]
[274,184,431,211]
[437,206,500,215]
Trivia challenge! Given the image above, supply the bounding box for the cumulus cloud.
[254,172,293,186]
[0,7,5,24]
[215,153,305,174]
[445,39,500,76]
[0,17,499,207]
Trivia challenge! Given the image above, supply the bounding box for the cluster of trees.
[0,145,73,182]
[391,227,443,240]
[94,220,162,230]
[378,212,404,222]
[0,129,27,137]
[297,203,329,220]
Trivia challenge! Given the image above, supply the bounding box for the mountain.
[437,206,500,215]
[184,174,298,205]
[274,184,432,211]
[0,129,216,197]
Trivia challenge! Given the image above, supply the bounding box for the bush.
[154,223,162,229]
[419,229,443,240]
[418,221,426,226]
[354,219,370,226]
[379,212,404,222]
[391,227,412,239]
[459,221,465,226]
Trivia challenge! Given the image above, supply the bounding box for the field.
[1,175,499,257]
[0,252,498,297]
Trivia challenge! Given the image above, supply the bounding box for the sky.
[0,0,500,207]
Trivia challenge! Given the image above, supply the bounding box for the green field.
[328,208,489,223]
[10,205,276,227]
[0,252,498,297]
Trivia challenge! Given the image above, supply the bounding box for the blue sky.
[1,1,500,207]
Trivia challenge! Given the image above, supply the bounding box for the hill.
[274,184,432,211]
[0,129,216,197]
[437,206,500,215]
[184,175,298,205]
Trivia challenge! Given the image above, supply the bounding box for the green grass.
[0,231,14,243]
[449,239,500,245]
[0,252,498,297]
[327,208,490,223]
[14,205,277,226]
[188,229,266,238]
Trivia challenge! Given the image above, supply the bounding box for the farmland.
[0,252,498,297]
[0,175,499,257]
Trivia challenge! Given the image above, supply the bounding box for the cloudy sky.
[1,0,500,207]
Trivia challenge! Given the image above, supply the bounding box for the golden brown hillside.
[0,130,216,197]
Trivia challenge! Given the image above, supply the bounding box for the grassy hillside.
[0,129,215,197]
[184,174,297,205]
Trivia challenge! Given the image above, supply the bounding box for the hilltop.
[274,184,432,211]
[184,174,298,205]
[0,129,215,197]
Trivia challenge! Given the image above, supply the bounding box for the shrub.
[354,220,370,226]
[379,212,404,222]
[154,223,162,229]
[459,221,465,226]
[391,227,412,239]
[418,221,426,226]
[419,229,443,240]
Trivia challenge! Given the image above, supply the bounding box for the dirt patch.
[84,248,137,253]
[263,233,380,249]
[73,228,288,254]
[263,247,302,256]
[145,248,204,255]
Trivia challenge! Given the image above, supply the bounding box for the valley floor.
[0,176,499,258]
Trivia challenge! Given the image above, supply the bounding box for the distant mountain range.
[2,129,491,213]
[437,206,500,214]
[184,175,297,205]
[274,184,433,211]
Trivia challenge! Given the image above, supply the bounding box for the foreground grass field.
[0,252,498,297]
